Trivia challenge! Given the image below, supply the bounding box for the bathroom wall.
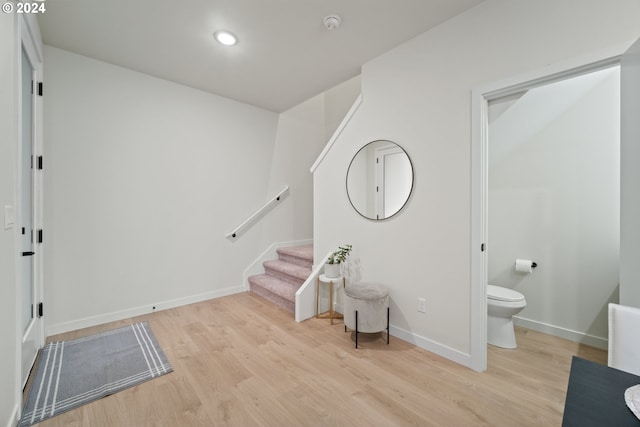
[488,69,620,348]
[314,0,640,368]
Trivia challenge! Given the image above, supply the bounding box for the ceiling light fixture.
[214,30,238,46]
[323,15,341,30]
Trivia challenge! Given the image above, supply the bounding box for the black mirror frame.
[345,140,414,221]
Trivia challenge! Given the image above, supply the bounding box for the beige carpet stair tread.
[248,243,314,313]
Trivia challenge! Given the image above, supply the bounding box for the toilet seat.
[487,285,525,302]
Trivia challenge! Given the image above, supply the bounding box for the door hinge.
[481,243,486,252]
[37,155,43,170]
[37,82,43,97]
[37,229,43,244]
[38,302,43,318]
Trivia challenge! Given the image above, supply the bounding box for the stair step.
[248,243,314,314]
[263,260,310,286]
[248,274,298,313]
[277,244,313,268]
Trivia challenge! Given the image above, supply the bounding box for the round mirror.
[346,140,414,220]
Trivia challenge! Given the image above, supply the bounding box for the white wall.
[324,75,361,141]
[257,94,325,251]
[43,46,286,334]
[620,37,640,308]
[488,70,620,348]
[0,12,19,427]
[255,76,360,254]
[314,0,640,367]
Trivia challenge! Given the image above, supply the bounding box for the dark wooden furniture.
[562,356,640,426]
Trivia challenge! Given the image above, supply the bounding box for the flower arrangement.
[326,244,352,265]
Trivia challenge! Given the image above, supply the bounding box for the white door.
[620,37,640,308]
[375,146,413,218]
[20,33,43,387]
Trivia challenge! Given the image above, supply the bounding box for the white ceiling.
[37,0,483,112]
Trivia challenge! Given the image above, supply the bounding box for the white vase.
[324,262,341,278]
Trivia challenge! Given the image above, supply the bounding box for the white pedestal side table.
[316,274,345,325]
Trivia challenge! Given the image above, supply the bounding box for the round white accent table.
[316,274,345,325]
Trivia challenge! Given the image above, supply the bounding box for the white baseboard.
[514,316,608,350]
[389,325,473,369]
[331,305,473,369]
[313,303,473,368]
[46,285,245,336]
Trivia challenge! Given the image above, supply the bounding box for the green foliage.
[327,244,352,264]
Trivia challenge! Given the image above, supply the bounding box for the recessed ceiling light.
[214,30,238,46]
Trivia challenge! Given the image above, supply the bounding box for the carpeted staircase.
[248,244,313,313]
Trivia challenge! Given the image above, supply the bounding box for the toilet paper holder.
[514,259,538,271]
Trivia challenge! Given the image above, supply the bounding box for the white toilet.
[487,285,527,349]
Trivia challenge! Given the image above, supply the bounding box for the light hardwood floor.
[30,292,606,426]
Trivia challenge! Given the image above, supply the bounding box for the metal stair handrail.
[225,186,289,239]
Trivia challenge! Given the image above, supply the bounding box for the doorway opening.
[487,66,619,356]
[470,53,622,372]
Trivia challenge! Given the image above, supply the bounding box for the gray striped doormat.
[20,321,172,426]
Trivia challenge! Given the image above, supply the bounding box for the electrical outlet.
[417,298,426,313]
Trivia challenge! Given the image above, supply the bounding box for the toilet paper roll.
[515,259,534,274]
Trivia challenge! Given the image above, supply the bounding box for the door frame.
[16,13,44,388]
[469,45,626,372]
[374,143,404,219]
